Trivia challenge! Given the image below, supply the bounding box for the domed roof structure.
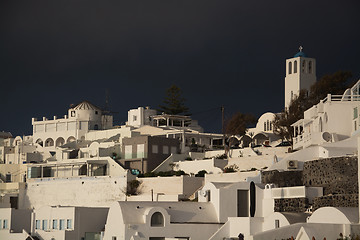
[294,51,307,58]
[72,101,101,111]
[294,46,307,58]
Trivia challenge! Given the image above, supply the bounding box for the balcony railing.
[322,94,360,102]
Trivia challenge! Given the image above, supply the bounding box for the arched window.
[308,61,312,74]
[288,62,292,74]
[36,138,43,147]
[302,60,306,73]
[45,138,54,147]
[269,121,272,131]
[67,136,76,143]
[294,60,297,73]
[56,137,65,147]
[264,122,267,131]
[266,120,270,131]
[94,124,99,130]
[319,117,323,132]
[151,212,164,227]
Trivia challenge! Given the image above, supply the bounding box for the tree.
[224,112,256,153]
[273,71,353,142]
[158,85,190,115]
[273,90,311,143]
[225,112,256,137]
[309,71,353,104]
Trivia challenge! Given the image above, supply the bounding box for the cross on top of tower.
[299,46,303,52]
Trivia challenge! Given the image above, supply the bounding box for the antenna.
[105,89,109,112]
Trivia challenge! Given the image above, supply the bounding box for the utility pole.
[221,106,225,148]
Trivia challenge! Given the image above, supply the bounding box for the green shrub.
[195,170,207,177]
[224,164,238,173]
[216,153,228,159]
[126,180,141,196]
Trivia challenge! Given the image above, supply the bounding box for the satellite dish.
[200,190,208,197]
[341,88,351,101]
[322,132,331,142]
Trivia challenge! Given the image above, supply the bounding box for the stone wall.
[274,198,309,212]
[302,156,358,195]
[261,170,303,187]
[312,194,358,211]
[263,156,358,212]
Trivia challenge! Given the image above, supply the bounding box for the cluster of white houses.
[1,48,360,240]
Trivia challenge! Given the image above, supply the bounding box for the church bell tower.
[284,46,317,109]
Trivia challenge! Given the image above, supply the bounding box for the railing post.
[327,94,332,102]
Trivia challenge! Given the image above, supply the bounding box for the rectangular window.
[59,219,65,230]
[355,121,357,131]
[5,174,11,183]
[275,219,280,228]
[237,190,249,217]
[66,219,72,229]
[3,219,8,229]
[52,219,58,229]
[152,145,158,154]
[35,220,41,229]
[42,219,48,230]
[163,146,169,154]
[133,115,137,122]
[170,146,177,154]
[137,144,145,158]
[354,107,358,120]
[125,145,133,159]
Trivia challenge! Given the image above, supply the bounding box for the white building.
[102,178,323,240]
[25,157,133,209]
[32,101,113,151]
[0,208,32,240]
[127,106,157,128]
[292,79,360,150]
[126,106,224,152]
[103,201,222,240]
[32,205,108,240]
[284,47,316,109]
[247,112,281,146]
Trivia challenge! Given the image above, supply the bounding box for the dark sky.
[1,0,359,136]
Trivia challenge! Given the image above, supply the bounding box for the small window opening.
[151,212,164,227]
[288,62,292,74]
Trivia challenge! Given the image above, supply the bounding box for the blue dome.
[294,51,307,58]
